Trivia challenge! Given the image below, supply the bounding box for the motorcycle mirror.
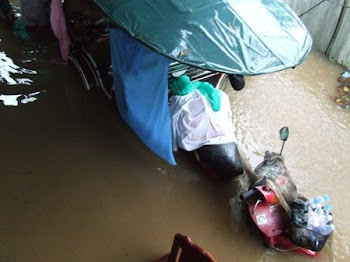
[279,126,289,155]
[279,126,289,141]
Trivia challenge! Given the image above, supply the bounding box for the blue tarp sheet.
[109,28,176,165]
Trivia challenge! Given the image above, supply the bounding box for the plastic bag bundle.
[169,75,221,111]
[290,196,334,251]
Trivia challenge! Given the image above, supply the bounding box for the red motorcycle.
[239,127,333,256]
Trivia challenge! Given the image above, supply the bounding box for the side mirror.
[279,126,289,142]
[279,126,289,155]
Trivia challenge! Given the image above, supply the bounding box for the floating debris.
[332,71,350,108]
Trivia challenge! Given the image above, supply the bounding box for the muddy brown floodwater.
[1,11,350,262]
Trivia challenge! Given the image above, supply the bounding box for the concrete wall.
[284,0,350,69]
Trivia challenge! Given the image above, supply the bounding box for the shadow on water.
[1,7,350,262]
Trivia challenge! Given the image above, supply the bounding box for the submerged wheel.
[228,74,245,91]
[68,51,100,90]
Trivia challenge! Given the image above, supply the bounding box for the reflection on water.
[0,39,43,106]
[0,91,45,106]
[0,94,21,105]
[0,51,36,85]
[21,91,45,104]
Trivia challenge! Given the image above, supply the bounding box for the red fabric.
[154,234,216,262]
[50,0,70,62]
[275,235,318,257]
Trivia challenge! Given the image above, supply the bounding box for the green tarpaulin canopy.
[93,0,312,75]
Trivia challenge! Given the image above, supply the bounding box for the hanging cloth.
[50,0,70,62]
[109,28,176,165]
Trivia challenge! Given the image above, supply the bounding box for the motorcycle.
[62,1,312,175]
[66,12,245,181]
[65,13,245,99]
[239,127,333,256]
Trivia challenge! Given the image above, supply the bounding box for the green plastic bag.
[169,75,221,111]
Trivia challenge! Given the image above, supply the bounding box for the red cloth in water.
[50,0,70,62]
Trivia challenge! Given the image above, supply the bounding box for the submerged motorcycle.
[66,13,245,180]
[63,0,312,177]
[239,127,334,256]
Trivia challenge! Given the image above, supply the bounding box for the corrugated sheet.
[284,0,350,68]
[327,1,350,68]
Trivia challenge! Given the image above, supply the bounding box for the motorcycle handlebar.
[240,188,257,201]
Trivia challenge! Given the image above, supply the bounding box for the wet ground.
[1,11,350,262]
